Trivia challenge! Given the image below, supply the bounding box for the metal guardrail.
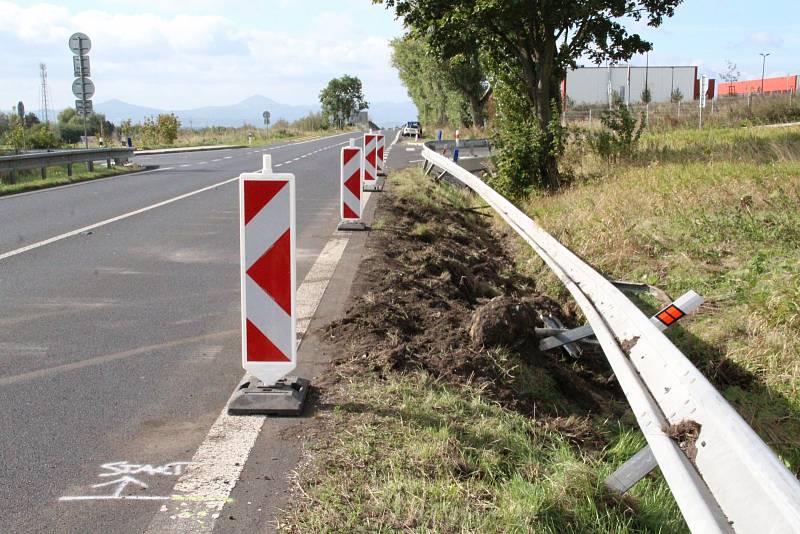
[0,148,134,178]
[420,143,800,533]
[422,139,491,174]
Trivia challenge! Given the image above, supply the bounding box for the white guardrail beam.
[420,142,800,533]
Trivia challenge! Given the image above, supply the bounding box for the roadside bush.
[588,104,645,162]
[27,124,61,149]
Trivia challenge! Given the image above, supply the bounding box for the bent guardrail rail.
[422,139,491,174]
[0,147,134,179]
[421,144,800,533]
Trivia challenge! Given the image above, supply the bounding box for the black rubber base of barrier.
[337,221,369,231]
[227,376,310,416]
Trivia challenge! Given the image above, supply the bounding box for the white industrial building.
[563,65,704,107]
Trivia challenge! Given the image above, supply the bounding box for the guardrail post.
[41,166,47,180]
[67,164,73,177]
[87,161,94,172]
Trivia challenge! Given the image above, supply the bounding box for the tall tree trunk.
[468,94,485,128]
[534,40,561,188]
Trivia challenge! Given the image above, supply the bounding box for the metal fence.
[564,92,798,129]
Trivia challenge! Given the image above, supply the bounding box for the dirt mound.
[324,176,623,417]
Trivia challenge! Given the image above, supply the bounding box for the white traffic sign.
[68,32,91,55]
[239,156,297,386]
[75,100,93,115]
[73,55,90,78]
[72,78,95,99]
[700,76,709,108]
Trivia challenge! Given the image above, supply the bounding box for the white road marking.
[145,193,372,532]
[0,131,361,261]
[0,177,239,262]
[197,161,208,165]
[179,164,191,167]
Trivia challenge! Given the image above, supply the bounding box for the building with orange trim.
[717,75,798,97]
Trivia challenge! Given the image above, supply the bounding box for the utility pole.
[39,63,51,125]
[760,52,770,94]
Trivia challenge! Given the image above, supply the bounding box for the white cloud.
[0,1,409,112]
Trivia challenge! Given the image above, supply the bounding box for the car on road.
[402,121,422,137]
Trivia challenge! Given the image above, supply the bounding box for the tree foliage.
[319,75,368,129]
[156,113,180,145]
[588,104,645,162]
[57,108,115,143]
[390,35,489,127]
[377,0,682,188]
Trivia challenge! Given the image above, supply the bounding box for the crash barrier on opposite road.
[420,143,800,533]
[0,147,134,181]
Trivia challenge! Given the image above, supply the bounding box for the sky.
[1,0,798,116]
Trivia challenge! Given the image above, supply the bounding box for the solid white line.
[145,227,361,533]
[60,495,171,502]
[0,177,239,262]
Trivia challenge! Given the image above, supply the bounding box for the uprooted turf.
[279,169,687,533]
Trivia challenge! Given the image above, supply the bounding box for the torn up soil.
[322,174,628,423]
[664,420,703,462]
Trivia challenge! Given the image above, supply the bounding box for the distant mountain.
[94,95,419,129]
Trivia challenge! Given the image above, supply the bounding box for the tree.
[27,123,61,149]
[720,60,741,83]
[391,35,490,128]
[319,75,368,129]
[119,119,133,142]
[156,113,180,145]
[3,114,26,153]
[670,87,684,103]
[641,87,652,104]
[440,46,490,127]
[0,111,9,137]
[24,112,40,128]
[376,0,682,187]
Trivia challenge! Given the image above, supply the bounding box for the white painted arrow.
[92,476,148,498]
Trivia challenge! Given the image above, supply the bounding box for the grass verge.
[525,124,800,472]
[281,168,687,532]
[0,162,142,196]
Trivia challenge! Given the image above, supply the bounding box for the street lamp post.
[760,52,770,94]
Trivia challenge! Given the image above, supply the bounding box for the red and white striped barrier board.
[376,133,385,171]
[363,133,378,187]
[239,156,297,386]
[341,144,363,220]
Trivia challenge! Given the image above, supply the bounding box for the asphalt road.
[0,130,403,533]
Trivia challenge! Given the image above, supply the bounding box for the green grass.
[284,373,686,533]
[0,162,141,196]
[522,124,800,471]
[282,168,689,532]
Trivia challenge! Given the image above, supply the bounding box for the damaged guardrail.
[421,142,800,533]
